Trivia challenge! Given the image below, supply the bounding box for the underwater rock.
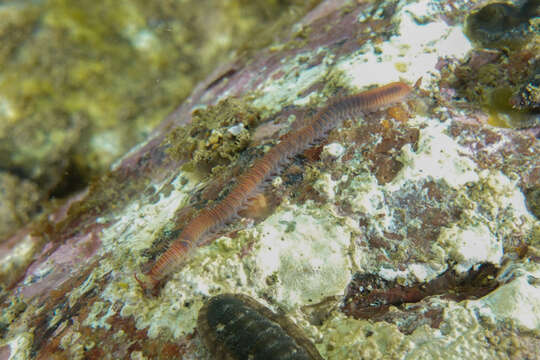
[511,65,540,113]
[464,0,539,49]
[525,186,540,219]
[0,0,538,359]
[443,27,538,129]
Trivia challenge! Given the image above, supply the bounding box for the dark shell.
[197,293,323,360]
[464,0,539,49]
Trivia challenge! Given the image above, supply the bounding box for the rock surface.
[0,0,538,359]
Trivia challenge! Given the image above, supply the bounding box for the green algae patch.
[0,3,41,66]
[0,0,317,199]
[0,0,191,190]
[165,98,262,174]
[0,172,41,240]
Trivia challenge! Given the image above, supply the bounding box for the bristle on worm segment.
[137,81,412,291]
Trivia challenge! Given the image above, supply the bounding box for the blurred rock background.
[0,0,319,239]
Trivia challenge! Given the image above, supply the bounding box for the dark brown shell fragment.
[197,293,323,360]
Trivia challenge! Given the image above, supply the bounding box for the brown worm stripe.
[140,81,412,290]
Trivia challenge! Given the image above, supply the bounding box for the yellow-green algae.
[0,0,319,196]
[0,172,40,239]
[165,97,261,175]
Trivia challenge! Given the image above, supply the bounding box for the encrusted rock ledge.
[0,0,538,359]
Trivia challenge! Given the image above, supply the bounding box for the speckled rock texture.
[0,0,539,359]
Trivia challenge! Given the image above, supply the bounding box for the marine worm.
[138,81,412,290]
[197,293,324,360]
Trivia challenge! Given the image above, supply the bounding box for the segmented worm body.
[197,293,324,360]
[140,81,411,289]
